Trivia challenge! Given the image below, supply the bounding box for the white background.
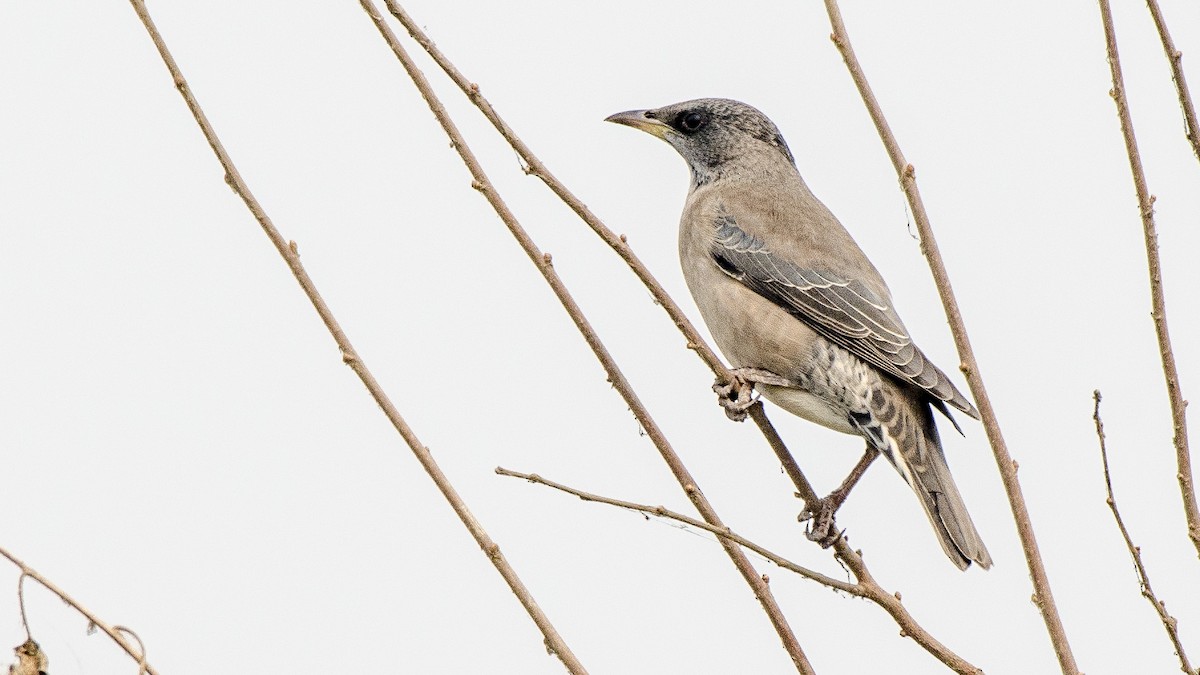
[2,1,1199,673]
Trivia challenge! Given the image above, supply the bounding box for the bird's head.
[605,98,795,186]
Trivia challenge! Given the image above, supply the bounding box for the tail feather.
[906,409,992,570]
[865,384,992,570]
[912,420,992,569]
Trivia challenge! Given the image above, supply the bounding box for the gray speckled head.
[606,98,796,186]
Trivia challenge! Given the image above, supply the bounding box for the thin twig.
[1093,391,1196,675]
[374,4,982,671]
[380,0,728,378]
[496,467,984,675]
[375,0,809,487]
[821,2,1081,673]
[114,626,151,675]
[1099,0,1200,560]
[0,545,161,675]
[1145,0,1200,162]
[357,3,815,672]
[16,573,30,640]
[125,3,587,672]
[495,467,857,594]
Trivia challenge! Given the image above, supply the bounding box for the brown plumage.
[608,98,991,569]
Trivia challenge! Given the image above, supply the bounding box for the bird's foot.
[712,367,796,422]
[797,448,878,548]
[712,375,754,422]
[798,498,842,548]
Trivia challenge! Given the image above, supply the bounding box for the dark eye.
[677,110,707,133]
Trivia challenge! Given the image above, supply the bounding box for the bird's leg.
[712,367,797,422]
[799,445,880,547]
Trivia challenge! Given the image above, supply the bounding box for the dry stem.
[357,2,814,672]
[1098,0,1200,560]
[377,0,814,527]
[1145,0,1200,162]
[496,467,984,675]
[821,2,1080,672]
[374,2,982,670]
[496,467,856,593]
[126,2,587,672]
[1093,391,1196,674]
[0,546,161,675]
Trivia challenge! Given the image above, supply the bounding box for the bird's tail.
[872,391,992,571]
[907,411,992,570]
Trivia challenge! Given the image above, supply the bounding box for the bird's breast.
[677,199,821,386]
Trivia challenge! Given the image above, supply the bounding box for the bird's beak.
[605,109,672,140]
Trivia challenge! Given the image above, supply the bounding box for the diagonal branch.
[1093,391,1196,675]
[1145,0,1200,163]
[125,3,588,672]
[378,0,822,556]
[495,467,857,594]
[1098,0,1200,560]
[374,1,811,501]
[820,2,1081,673]
[496,467,984,675]
[0,545,161,675]
[356,2,816,672]
[369,4,985,672]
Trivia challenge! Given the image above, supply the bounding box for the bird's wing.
[711,213,979,419]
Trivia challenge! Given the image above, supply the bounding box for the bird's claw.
[713,376,755,422]
[798,498,841,548]
[713,367,797,422]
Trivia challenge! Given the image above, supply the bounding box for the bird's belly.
[758,384,857,435]
[683,257,815,372]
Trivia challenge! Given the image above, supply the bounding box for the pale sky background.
[3,1,1200,673]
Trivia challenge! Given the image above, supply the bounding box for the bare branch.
[356,3,817,672]
[820,2,1081,672]
[125,2,587,671]
[374,1,826,545]
[496,467,985,675]
[1145,0,1200,163]
[0,545,161,674]
[369,4,987,671]
[113,626,151,675]
[496,467,857,593]
[1093,391,1196,675]
[16,573,30,640]
[379,0,816,547]
[1098,0,1200,560]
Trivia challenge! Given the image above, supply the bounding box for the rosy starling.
[608,98,991,570]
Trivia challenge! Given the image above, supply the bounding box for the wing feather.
[712,214,978,418]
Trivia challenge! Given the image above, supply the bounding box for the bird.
[9,639,48,675]
[606,98,991,570]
